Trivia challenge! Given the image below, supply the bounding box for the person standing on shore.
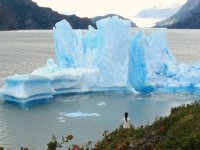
[122,112,132,128]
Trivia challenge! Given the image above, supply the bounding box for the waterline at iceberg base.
[1,16,200,108]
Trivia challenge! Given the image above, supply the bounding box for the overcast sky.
[32,0,187,27]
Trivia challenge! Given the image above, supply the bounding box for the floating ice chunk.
[58,117,65,120]
[97,102,106,106]
[0,74,54,98]
[59,111,100,117]
[59,120,66,123]
[0,74,54,107]
[2,16,200,108]
[130,88,139,94]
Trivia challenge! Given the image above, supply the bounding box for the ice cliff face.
[53,17,178,92]
[54,17,131,87]
[1,16,200,107]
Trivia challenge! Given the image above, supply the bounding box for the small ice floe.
[59,120,66,123]
[57,116,66,123]
[130,88,139,94]
[59,111,100,117]
[97,102,106,106]
[58,117,64,120]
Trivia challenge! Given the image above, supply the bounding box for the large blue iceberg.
[1,16,200,107]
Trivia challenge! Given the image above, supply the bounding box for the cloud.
[132,18,160,27]
[136,8,179,19]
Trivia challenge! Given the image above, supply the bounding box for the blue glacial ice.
[1,16,200,107]
[97,102,106,106]
[59,111,101,117]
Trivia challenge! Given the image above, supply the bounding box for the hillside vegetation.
[95,101,200,150]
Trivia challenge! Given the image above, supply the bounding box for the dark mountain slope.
[0,0,95,30]
[156,0,200,29]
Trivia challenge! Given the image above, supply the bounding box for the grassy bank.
[95,101,200,150]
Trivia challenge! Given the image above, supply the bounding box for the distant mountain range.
[156,0,200,29]
[0,0,95,30]
[0,0,136,30]
[91,14,137,27]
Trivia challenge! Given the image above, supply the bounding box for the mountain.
[156,0,200,28]
[0,0,95,30]
[91,14,137,27]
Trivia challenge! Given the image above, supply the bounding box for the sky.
[32,0,187,27]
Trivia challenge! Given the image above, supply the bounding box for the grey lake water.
[0,29,200,149]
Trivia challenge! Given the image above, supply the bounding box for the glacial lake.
[0,29,200,149]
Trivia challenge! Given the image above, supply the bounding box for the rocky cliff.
[156,0,200,29]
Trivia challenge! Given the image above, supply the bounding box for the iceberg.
[0,74,54,108]
[97,102,106,106]
[59,111,101,117]
[1,16,200,108]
